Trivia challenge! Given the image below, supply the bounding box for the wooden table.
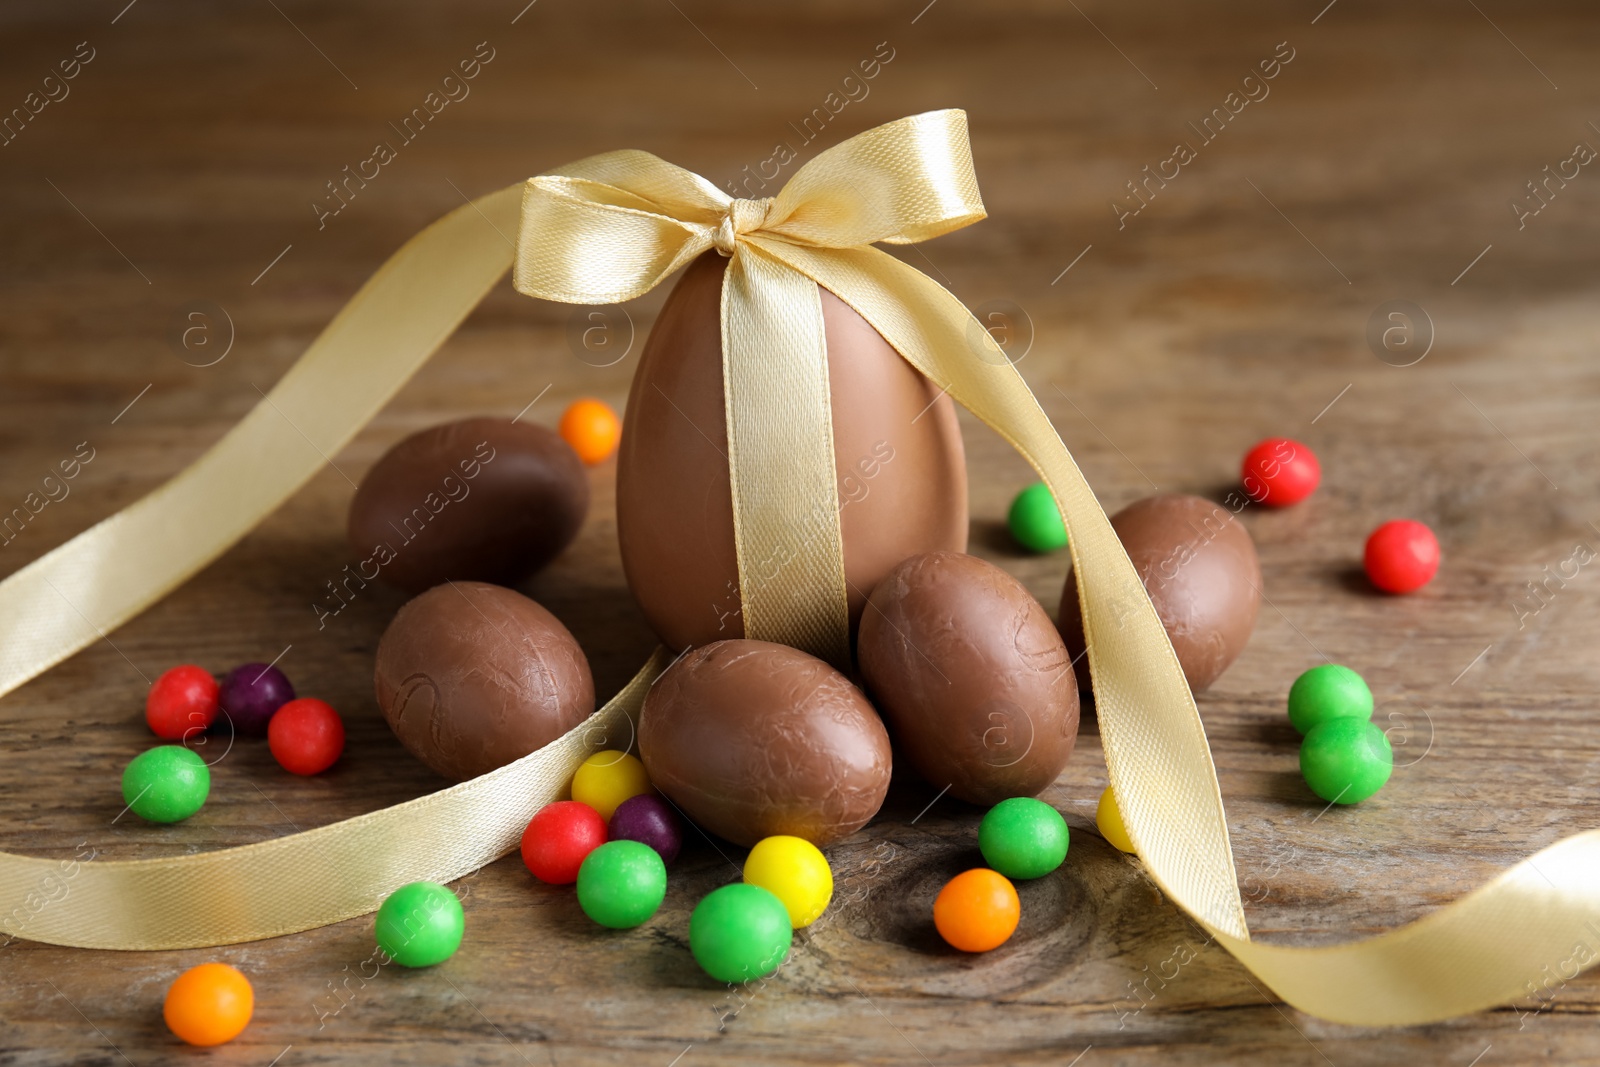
[3,1,1599,1062]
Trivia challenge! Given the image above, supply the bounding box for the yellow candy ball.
[571,751,652,821]
[1096,785,1136,854]
[743,835,833,928]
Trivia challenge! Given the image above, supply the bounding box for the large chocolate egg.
[858,551,1079,805]
[1059,494,1261,692]
[638,639,891,846]
[348,417,588,594]
[375,581,594,781]
[617,251,968,651]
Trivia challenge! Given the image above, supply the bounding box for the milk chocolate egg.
[1058,494,1261,692]
[375,581,594,781]
[349,417,588,594]
[638,639,891,846]
[858,552,1079,805]
[617,251,968,651]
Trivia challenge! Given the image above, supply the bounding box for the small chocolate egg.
[617,251,968,651]
[375,581,594,781]
[1058,494,1261,692]
[349,417,588,594]
[638,639,890,846]
[858,552,1079,805]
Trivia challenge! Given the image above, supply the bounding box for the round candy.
[1241,437,1320,507]
[1365,519,1440,594]
[122,745,209,823]
[571,750,652,822]
[933,868,1020,953]
[522,800,608,884]
[608,794,682,865]
[689,883,793,983]
[1300,717,1393,804]
[1007,482,1068,553]
[267,697,345,775]
[218,662,296,735]
[145,665,219,741]
[375,881,464,967]
[743,836,833,928]
[1287,664,1373,736]
[1096,786,1136,854]
[978,797,1069,880]
[560,397,622,465]
[576,840,667,929]
[163,962,253,1046]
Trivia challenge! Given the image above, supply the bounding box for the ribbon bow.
[512,110,987,665]
[0,110,1598,1032]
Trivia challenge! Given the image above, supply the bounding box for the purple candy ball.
[608,794,682,865]
[218,662,296,735]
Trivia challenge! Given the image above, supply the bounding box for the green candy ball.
[689,883,792,984]
[1300,718,1393,804]
[978,797,1069,880]
[1007,482,1068,553]
[577,840,667,929]
[375,881,464,967]
[121,745,209,823]
[1287,664,1374,735]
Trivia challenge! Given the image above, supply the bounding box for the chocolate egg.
[858,551,1079,805]
[617,251,968,651]
[1058,494,1261,692]
[349,417,588,594]
[638,639,891,846]
[374,581,594,781]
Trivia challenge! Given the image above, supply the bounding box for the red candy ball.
[521,801,607,884]
[145,665,220,740]
[1364,519,1440,594]
[266,698,345,775]
[1241,438,1320,507]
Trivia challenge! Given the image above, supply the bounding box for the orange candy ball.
[933,868,1020,953]
[559,398,621,465]
[163,962,254,1046]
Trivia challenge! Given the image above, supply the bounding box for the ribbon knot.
[712,197,774,256]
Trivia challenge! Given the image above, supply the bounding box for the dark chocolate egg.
[1059,494,1261,692]
[617,251,967,651]
[638,639,891,846]
[858,551,1079,805]
[349,417,588,594]
[375,581,594,781]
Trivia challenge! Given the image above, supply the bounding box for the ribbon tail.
[761,239,1600,1027]
[1221,827,1600,1024]
[721,245,852,668]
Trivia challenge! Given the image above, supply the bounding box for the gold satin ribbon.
[0,110,1596,1029]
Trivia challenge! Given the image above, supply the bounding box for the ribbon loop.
[764,108,986,248]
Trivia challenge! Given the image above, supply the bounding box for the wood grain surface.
[3,1,1600,1063]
